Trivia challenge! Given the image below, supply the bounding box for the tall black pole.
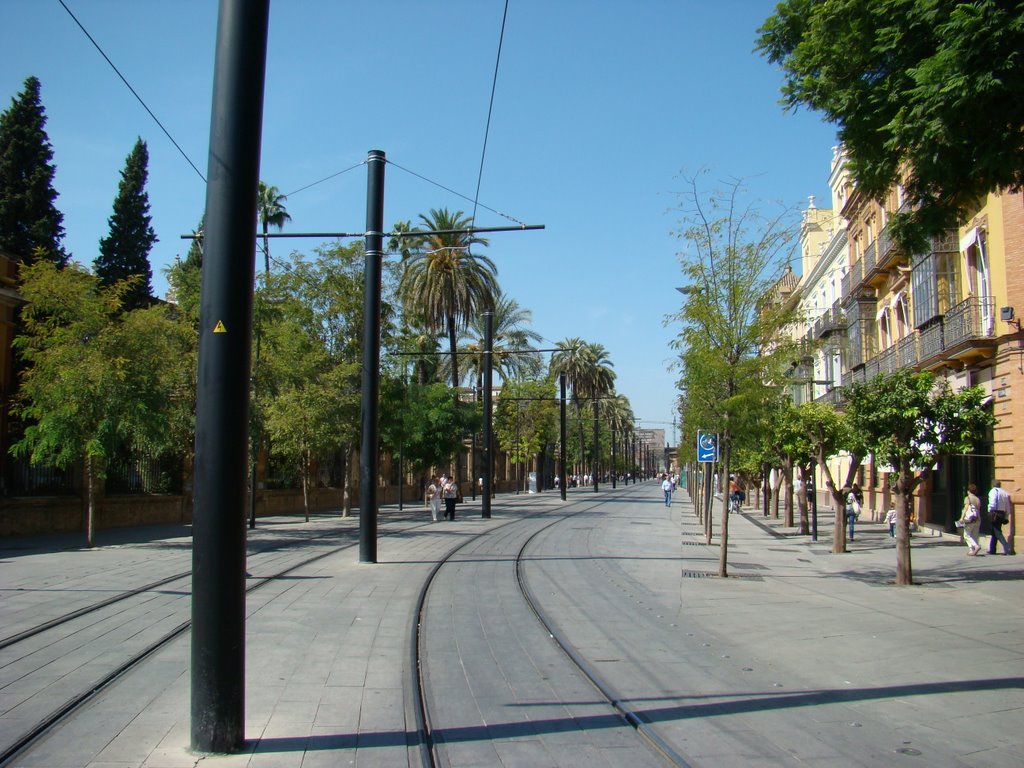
[359,150,385,563]
[482,311,493,518]
[559,373,567,501]
[190,0,269,754]
[611,426,617,488]
[592,398,599,492]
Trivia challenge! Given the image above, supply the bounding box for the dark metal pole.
[359,150,385,563]
[190,0,269,754]
[592,398,599,492]
[482,311,493,518]
[559,373,567,501]
[611,426,617,488]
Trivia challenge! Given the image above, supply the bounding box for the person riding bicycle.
[728,475,743,513]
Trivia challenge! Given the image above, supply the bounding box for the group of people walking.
[957,480,1013,556]
[425,475,460,521]
[842,479,1013,555]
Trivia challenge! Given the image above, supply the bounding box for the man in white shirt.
[986,480,1013,555]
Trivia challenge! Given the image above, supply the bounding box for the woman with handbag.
[843,484,861,541]
[957,482,983,556]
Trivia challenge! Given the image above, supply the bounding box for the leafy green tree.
[845,368,994,584]
[669,172,800,573]
[95,138,156,309]
[494,379,558,491]
[0,76,67,265]
[380,380,481,479]
[258,242,373,516]
[257,181,291,274]
[12,262,190,546]
[758,0,1024,250]
[791,400,865,554]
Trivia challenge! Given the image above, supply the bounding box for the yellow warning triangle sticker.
[213,320,227,333]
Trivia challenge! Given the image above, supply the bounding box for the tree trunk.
[771,470,780,519]
[718,442,731,577]
[894,461,915,585]
[301,450,310,522]
[797,464,810,534]
[341,444,352,517]
[85,455,97,549]
[783,459,794,528]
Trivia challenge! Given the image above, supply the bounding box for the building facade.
[794,149,1022,550]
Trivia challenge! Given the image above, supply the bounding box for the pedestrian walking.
[843,484,860,541]
[426,475,442,522]
[885,504,897,538]
[661,473,672,506]
[957,482,982,556]
[986,480,1013,555]
[443,478,459,520]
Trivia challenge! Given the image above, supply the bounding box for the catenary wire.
[469,0,510,234]
[386,160,526,227]
[57,0,206,183]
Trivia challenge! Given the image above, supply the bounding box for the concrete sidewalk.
[2,484,1021,767]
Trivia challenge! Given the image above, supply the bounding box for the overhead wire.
[386,160,525,227]
[469,0,510,235]
[57,0,206,183]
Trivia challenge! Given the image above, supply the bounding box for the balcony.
[944,296,995,347]
[815,386,845,407]
[813,305,847,339]
[918,319,944,363]
[897,332,919,368]
[876,344,898,376]
[862,239,877,275]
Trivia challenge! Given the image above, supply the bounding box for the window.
[962,228,993,334]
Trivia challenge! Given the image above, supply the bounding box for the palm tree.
[456,290,542,387]
[397,208,498,392]
[257,181,291,275]
[550,339,615,475]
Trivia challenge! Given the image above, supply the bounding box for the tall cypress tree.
[95,137,156,309]
[0,76,68,265]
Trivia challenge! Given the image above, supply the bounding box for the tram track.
[411,486,697,768]
[0,514,434,768]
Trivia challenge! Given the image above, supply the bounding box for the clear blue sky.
[2,1,836,443]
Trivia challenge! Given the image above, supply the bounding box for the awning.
[959,227,979,252]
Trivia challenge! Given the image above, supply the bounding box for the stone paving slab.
[2,485,1021,767]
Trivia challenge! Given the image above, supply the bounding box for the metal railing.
[944,296,995,348]
[918,319,944,362]
[862,239,877,275]
[897,332,919,368]
[6,459,76,496]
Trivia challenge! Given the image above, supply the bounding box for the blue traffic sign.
[697,430,718,463]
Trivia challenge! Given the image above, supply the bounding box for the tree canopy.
[0,76,67,265]
[758,0,1024,250]
[95,137,156,309]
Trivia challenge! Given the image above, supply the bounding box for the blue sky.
[1,1,837,441]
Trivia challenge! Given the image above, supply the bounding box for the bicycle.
[729,492,741,514]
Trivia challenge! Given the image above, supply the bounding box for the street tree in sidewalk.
[844,368,994,585]
[757,0,1024,252]
[0,76,67,265]
[379,380,481,485]
[669,172,801,576]
[258,241,388,517]
[493,378,559,492]
[94,138,156,310]
[758,398,819,530]
[791,400,865,551]
[12,262,191,547]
